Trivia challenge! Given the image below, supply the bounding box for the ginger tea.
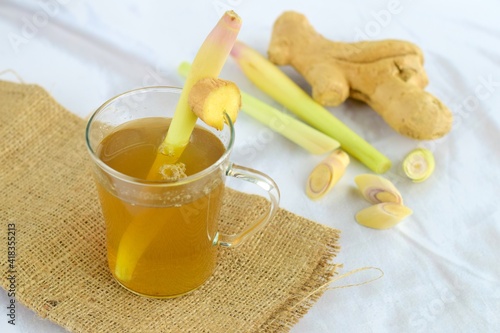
[96,117,226,298]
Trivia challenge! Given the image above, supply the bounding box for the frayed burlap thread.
[0,81,341,333]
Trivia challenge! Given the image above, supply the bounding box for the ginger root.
[268,11,453,140]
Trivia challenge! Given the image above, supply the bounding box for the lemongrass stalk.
[241,93,341,154]
[230,41,392,174]
[178,62,340,155]
[147,11,242,179]
[115,11,242,283]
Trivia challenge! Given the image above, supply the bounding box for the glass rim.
[85,85,235,187]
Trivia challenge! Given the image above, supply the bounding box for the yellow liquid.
[96,117,226,297]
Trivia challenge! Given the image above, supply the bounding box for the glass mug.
[86,86,280,298]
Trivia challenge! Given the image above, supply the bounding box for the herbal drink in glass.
[86,86,279,298]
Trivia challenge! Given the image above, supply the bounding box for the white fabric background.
[1,0,499,332]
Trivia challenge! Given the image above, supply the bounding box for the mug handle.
[218,162,280,247]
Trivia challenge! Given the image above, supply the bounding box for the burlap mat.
[0,80,341,333]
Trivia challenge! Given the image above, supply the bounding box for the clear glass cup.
[85,86,280,298]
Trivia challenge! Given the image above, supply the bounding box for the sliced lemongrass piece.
[178,61,340,154]
[403,148,435,182]
[355,202,412,229]
[188,77,241,130]
[306,149,350,199]
[147,11,242,180]
[230,41,391,173]
[354,174,403,204]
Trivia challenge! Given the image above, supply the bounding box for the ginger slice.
[188,77,241,130]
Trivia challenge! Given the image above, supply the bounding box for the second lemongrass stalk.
[230,41,392,174]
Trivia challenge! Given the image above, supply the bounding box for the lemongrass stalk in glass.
[147,11,242,180]
[114,11,242,282]
[178,61,340,155]
[230,41,392,174]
